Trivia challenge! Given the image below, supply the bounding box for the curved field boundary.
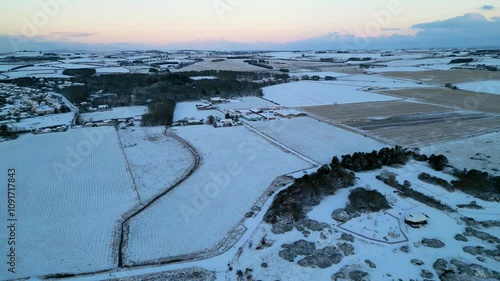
[336,212,409,245]
[117,129,202,267]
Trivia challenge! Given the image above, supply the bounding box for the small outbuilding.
[405,213,428,228]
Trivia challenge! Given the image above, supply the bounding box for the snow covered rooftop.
[405,213,428,223]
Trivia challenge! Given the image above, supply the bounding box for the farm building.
[404,213,428,228]
[209,97,229,104]
[259,112,277,120]
[242,114,263,121]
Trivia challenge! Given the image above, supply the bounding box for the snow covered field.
[250,117,385,164]
[118,126,194,202]
[367,66,427,73]
[125,126,311,265]
[289,71,351,79]
[421,131,500,176]
[232,161,499,281]
[174,102,224,121]
[96,67,130,74]
[457,80,500,95]
[1,112,76,131]
[190,76,217,80]
[263,81,399,107]
[217,97,277,110]
[80,106,148,122]
[335,74,428,88]
[0,127,137,278]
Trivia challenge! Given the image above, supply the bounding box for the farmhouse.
[209,97,229,104]
[405,213,428,228]
[196,103,214,110]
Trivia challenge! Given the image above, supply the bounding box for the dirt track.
[301,98,500,146]
[378,88,500,115]
[380,69,500,85]
[301,100,454,123]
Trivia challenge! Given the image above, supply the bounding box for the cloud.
[479,5,495,10]
[1,13,500,53]
[49,32,96,38]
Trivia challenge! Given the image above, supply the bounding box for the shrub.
[428,154,448,171]
[347,187,390,212]
[418,173,454,192]
[451,169,500,201]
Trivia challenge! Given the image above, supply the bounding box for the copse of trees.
[0,124,22,139]
[451,169,500,201]
[449,58,473,64]
[264,164,355,224]
[60,86,90,103]
[62,68,96,77]
[333,146,413,172]
[141,100,176,126]
[61,71,270,107]
[347,187,390,213]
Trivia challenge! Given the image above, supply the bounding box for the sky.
[1,0,500,52]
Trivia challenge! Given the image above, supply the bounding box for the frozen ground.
[366,66,427,73]
[125,126,311,265]
[289,71,351,78]
[96,67,130,74]
[232,161,499,280]
[118,126,195,202]
[263,81,399,107]
[421,131,500,176]
[457,80,500,96]
[190,76,217,80]
[1,112,76,131]
[174,102,224,121]
[0,127,137,278]
[217,97,277,110]
[250,117,385,164]
[80,106,148,122]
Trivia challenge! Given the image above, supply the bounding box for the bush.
[451,169,500,201]
[418,173,454,192]
[428,154,448,171]
[347,187,390,212]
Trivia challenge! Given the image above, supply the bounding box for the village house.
[208,97,229,104]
